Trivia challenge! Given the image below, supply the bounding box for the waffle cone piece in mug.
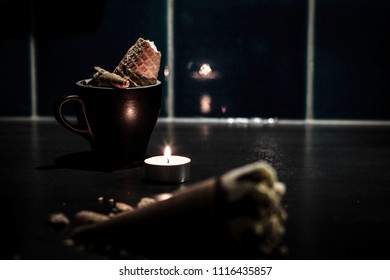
[90,37,161,88]
[70,161,287,259]
[113,37,161,87]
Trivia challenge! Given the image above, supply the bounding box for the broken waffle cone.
[113,37,161,87]
[91,66,130,88]
[71,161,287,259]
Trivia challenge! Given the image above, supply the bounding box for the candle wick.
[167,157,170,164]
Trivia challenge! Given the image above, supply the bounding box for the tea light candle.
[144,146,191,183]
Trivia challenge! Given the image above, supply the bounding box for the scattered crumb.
[75,210,110,225]
[278,245,289,256]
[115,202,135,212]
[119,249,130,258]
[63,238,75,247]
[108,212,116,218]
[48,212,70,228]
[137,197,156,208]
[108,198,115,205]
[154,193,173,201]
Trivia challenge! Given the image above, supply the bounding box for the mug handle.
[53,95,94,142]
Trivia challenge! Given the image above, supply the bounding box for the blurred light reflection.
[164,66,169,77]
[200,94,212,114]
[226,117,279,126]
[125,104,137,119]
[199,63,212,76]
[190,62,220,80]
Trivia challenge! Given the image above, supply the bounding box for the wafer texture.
[113,37,161,87]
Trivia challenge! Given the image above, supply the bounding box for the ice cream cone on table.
[71,161,287,259]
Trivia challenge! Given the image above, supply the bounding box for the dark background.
[1,0,390,119]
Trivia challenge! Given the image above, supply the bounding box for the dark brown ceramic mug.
[53,79,162,167]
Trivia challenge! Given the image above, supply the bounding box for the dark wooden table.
[1,119,390,260]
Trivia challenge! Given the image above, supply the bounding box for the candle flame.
[164,146,171,164]
[164,146,172,157]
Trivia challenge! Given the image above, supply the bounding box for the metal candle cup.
[144,146,191,183]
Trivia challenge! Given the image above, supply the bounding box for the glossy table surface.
[1,119,390,260]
